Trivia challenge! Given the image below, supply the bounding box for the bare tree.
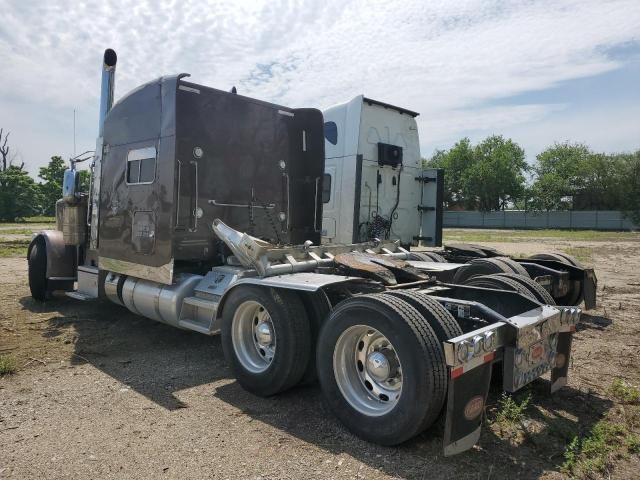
[0,128,24,171]
[0,128,9,171]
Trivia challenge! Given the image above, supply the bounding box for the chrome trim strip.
[99,256,174,285]
[208,200,275,209]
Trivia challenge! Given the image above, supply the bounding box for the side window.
[322,173,332,203]
[127,146,157,184]
[324,121,338,145]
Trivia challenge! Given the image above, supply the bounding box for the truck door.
[322,155,358,244]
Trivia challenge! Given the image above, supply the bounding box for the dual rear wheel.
[221,286,457,445]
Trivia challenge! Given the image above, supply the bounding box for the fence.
[443,210,638,231]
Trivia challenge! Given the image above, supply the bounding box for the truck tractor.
[28,49,591,455]
[320,95,596,309]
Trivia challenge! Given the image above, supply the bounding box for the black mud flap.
[443,362,492,456]
[550,332,573,393]
[583,269,597,310]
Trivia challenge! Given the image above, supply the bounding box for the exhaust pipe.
[97,48,117,137]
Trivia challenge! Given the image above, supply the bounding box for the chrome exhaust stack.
[89,48,117,250]
[98,48,117,136]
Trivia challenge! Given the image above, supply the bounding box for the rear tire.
[529,253,584,305]
[28,238,48,302]
[407,252,447,263]
[530,252,583,268]
[316,293,447,445]
[492,273,556,305]
[221,286,311,396]
[452,257,530,285]
[462,274,538,302]
[384,291,462,341]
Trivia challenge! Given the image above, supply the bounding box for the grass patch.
[19,216,55,223]
[562,421,631,478]
[609,378,640,404]
[0,239,30,257]
[562,379,640,478]
[444,228,640,243]
[0,228,39,235]
[494,392,531,426]
[0,354,17,375]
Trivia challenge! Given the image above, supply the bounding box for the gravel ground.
[1,234,640,479]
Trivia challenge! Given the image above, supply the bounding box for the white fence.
[443,210,638,231]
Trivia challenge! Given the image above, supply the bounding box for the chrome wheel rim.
[333,325,403,416]
[232,300,276,373]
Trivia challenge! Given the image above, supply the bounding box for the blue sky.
[1,0,639,176]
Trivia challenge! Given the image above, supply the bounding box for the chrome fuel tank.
[119,273,202,327]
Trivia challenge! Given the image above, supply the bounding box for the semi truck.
[28,49,594,455]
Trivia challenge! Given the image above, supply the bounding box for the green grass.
[561,379,640,478]
[19,216,55,223]
[0,239,30,257]
[609,378,640,404]
[562,421,630,478]
[493,392,531,427]
[0,354,17,375]
[444,228,640,243]
[0,228,40,235]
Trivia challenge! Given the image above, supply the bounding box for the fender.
[28,230,77,281]
[213,271,372,325]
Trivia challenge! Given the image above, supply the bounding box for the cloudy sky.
[1,0,639,176]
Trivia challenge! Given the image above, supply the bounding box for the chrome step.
[65,291,97,301]
[182,296,217,311]
[177,318,213,335]
[178,296,219,335]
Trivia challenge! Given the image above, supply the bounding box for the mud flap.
[550,332,573,393]
[583,269,597,310]
[443,362,492,456]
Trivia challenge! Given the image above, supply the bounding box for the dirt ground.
[1,233,640,479]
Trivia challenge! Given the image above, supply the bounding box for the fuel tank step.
[178,296,219,335]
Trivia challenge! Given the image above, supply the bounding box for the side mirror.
[62,168,79,203]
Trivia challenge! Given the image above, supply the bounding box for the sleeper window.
[127,146,157,184]
[324,121,338,145]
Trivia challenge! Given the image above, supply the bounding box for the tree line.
[0,129,89,222]
[425,135,640,223]
[1,127,639,224]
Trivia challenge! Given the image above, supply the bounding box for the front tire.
[316,293,447,445]
[221,286,311,397]
[28,238,48,302]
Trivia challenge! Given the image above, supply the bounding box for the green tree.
[0,165,41,221]
[78,169,91,192]
[425,138,475,208]
[618,150,640,224]
[463,135,528,211]
[529,142,591,210]
[38,156,67,216]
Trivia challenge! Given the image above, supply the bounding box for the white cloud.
[0,0,639,175]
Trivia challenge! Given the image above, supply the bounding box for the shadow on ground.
[577,312,612,331]
[20,295,614,479]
